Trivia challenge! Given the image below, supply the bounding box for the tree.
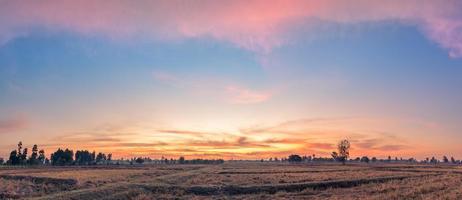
[9,150,18,165]
[0,158,4,165]
[178,156,185,164]
[17,141,22,159]
[135,157,144,164]
[75,150,93,165]
[443,156,449,163]
[332,139,350,165]
[21,147,28,165]
[29,144,39,165]
[451,157,456,164]
[371,157,377,162]
[51,148,74,165]
[288,154,302,163]
[107,153,112,161]
[91,151,96,163]
[96,152,107,164]
[430,157,438,164]
[38,149,46,164]
[360,156,370,163]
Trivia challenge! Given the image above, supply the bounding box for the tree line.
[279,139,462,165]
[1,140,460,166]
[3,141,112,166]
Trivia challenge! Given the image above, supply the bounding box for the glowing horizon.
[1,0,462,160]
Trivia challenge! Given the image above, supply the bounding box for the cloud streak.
[153,70,272,104]
[0,1,461,57]
[0,115,28,134]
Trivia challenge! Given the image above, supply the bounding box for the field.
[1,162,462,199]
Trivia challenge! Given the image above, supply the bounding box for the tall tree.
[8,150,19,165]
[38,149,46,164]
[21,147,28,165]
[443,156,449,163]
[332,139,350,165]
[29,144,39,165]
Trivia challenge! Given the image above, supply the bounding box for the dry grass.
[0,163,461,199]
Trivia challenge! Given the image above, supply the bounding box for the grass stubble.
[0,163,461,199]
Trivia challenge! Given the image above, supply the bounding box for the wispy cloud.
[153,70,273,104]
[0,115,28,134]
[1,1,461,57]
[225,85,272,104]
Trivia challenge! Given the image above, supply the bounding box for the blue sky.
[1,1,462,159]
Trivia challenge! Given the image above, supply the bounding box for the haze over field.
[1,0,462,160]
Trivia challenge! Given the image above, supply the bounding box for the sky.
[1,0,462,160]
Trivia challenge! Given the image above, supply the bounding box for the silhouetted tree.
[75,150,93,165]
[96,152,106,164]
[28,144,39,165]
[430,156,438,164]
[91,151,96,163]
[8,150,19,165]
[332,139,350,165]
[0,158,4,165]
[38,149,46,164]
[17,141,22,160]
[178,156,185,164]
[443,156,449,163]
[51,148,74,165]
[21,147,28,165]
[360,156,370,163]
[135,157,144,164]
[288,154,302,163]
[451,157,456,164]
[371,157,377,162]
[107,153,112,162]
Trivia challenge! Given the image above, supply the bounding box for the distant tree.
[371,157,377,162]
[21,148,28,165]
[360,156,370,163]
[8,150,19,165]
[135,157,144,164]
[430,157,438,164]
[51,148,74,165]
[107,154,112,162]
[38,149,46,164]
[0,158,4,165]
[387,156,392,162]
[96,152,106,164]
[451,157,456,164]
[29,144,39,165]
[75,150,93,165]
[443,156,449,163]
[288,154,302,163]
[332,139,350,165]
[178,156,185,164]
[17,141,23,160]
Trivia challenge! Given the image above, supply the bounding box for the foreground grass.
[0,163,461,199]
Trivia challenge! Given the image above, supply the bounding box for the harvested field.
[0,162,460,199]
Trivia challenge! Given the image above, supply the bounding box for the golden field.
[1,162,462,199]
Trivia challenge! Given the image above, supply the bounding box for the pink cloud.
[2,1,461,56]
[225,85,272,104]
[152,70,272,104]
[0,115,28,133]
